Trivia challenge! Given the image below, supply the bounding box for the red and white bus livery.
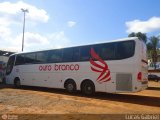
[5,37,148,95]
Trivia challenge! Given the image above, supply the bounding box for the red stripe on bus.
[90,48,111,83]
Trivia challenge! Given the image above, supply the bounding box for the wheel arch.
[14,77,20,83]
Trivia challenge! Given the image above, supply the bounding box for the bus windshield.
[6,55,15,75]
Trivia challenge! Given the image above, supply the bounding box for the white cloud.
[0,17,13,26]
[67,21,76,28]
[0,1,51,52]
[24,32,49,45]
[126,17,160,33]
[0,26,11,38]
[0,1,71,52]
[0,1,49,23]
[47,31,70,48]
[1,31,70,52]
[13,32,49,47]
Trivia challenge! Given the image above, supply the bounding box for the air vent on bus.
[116,73,132,91]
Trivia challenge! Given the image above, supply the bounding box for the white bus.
[5,37,148,95]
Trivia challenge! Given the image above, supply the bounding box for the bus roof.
[11,37,139,56]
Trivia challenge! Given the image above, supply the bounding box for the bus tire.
[81,80,95,95]
[64,79,76,93]
[14,78,21,88]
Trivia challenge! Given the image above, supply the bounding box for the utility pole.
[21,8,29,51]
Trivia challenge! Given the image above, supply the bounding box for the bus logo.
[90,48,111,83]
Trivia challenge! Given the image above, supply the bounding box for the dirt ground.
[0,81,160,119]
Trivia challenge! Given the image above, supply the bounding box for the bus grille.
[116,73,132,91]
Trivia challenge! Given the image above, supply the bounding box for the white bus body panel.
[6,38,148,93]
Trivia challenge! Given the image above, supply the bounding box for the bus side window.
[48,49,62,63]
[73,47,80,62]
[80,46,91,61]
[36,51,48,63]
[15,55,25,65]
[94,43,115,60]
[62,48,73,62]
[24,53,36,64]
[116,41,135,59]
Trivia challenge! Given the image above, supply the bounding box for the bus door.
[15,54,36,86]
[20,65,34,86]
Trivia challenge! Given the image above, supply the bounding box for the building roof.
[0,50,15,57]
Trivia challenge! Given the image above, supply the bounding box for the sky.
[0,0,160,52]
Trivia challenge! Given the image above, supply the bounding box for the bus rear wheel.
[65,80,76,93]
[14,78,21,88]
[81,81,95,95]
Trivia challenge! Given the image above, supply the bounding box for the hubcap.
[67,84,73,91]
[85,85,92,94]
[87,86,91,91]
[16,81,20,86]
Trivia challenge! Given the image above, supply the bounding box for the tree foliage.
[147,36,159,69]
[128,32,160,69]
[128,32,147,43]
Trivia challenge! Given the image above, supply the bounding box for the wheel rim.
[85,84,92,94]
[67,83,74,91]
[16,81,20,87]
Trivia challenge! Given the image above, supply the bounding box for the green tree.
[128,32,147,43]
[128,32,136,37]
[147,42,152,59]
[147,36,159,69]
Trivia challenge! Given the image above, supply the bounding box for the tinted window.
[6,55,15,75]
[48,49,62,63]
[36,51,48,63]
[116,41,135,59]
[93,43,115,60]
[25,53,36,64]
[80,46,91,61]
[62,48,73,62]
[15,55,25,65]
[73,47,80,62]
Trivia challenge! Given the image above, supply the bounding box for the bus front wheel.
[65,80,76,93]
[14,78,21,88]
